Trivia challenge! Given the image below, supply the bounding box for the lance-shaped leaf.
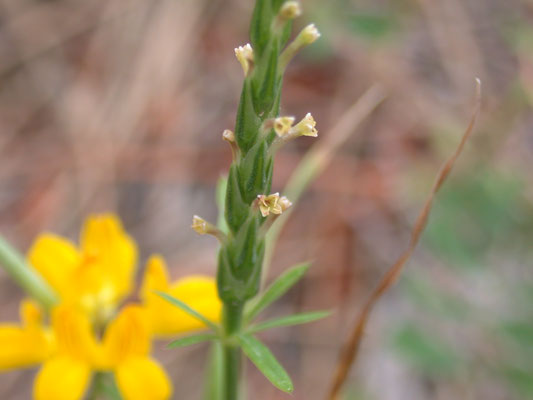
[252,38,280,114]
[250,0,273,58]
[239,141,270,204]
[235,79,261,153]
[237,333,293,393]
[155,291,219,331]
[168,333,218,349]
[248,311,331,333]
[225,165,249,233]
[245,261,310,322]
[217,236,264,303]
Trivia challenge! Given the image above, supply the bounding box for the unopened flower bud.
[280,24,321,68]
[279,1,302,20]
[192,215,208,235]
[191,215,227,243]
[279,196,292,212]
[257,193,283,217]
[235,43,254,77]
[222,129,235,143]
[299,24,321,45]
[274,116,295,137]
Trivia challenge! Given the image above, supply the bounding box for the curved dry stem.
[327,78,482,400]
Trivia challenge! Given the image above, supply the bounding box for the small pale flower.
[279,196,293,212]
[235,43,254,77]
[279,1,302,20]
[291,112,318,137]
[257,193,283,217]
[274,116,295,137]
[191,215,208,235]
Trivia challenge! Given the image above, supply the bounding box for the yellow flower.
[0,300,54,371]
[34,304,172,400]
[257,193,283,217]
[140,255,222,337]
[27,214,137,318]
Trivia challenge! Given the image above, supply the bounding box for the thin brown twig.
[327,78,482,400]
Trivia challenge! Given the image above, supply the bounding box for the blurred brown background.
[1,0,533,399]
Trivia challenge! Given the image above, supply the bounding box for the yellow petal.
[144,276,222,337]
[80,214,138,301]
[51,305,99,363]
[0,300,54,371]
[140,255,170,302]
[102,305,150,367]
[34,356,91,400]
[0,325,53,371]
[27,234,80,298]
[115,357,172,400]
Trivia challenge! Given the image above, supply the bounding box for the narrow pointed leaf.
[168,333,217,349]
[248,310,331,333]
[237,333,293,393]
[245,262,310,322]
[155,291,219,331]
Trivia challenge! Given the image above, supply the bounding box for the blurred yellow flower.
[0,300,54,371]
[34,304,172,400]
[27,214,137,318]
[140,255,222,337]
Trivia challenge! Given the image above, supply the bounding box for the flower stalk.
[212,1,320,398]
[0,236,58,310]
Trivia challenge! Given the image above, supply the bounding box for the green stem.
[0,235,58,309]
[222,303,244,400]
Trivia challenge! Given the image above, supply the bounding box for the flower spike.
[235,43,254,77]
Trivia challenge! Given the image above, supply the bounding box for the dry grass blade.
[327,78,482,400]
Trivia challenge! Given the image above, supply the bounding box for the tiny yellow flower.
[273,113,318,139]
[274,116,295,137]
[33,304,172,400]
[235,43,254,77]
[291,112,318,137]
[257,193,283,217]
[0,300,54,371]
[140,255,222,337]
[27,214,138,317]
